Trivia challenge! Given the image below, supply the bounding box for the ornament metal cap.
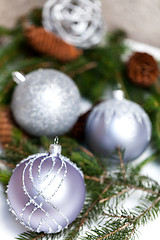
[49,137,62,155]
[12,71,26,85]
[113,90,124,100]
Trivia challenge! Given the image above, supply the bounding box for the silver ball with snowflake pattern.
[85,90,152,163]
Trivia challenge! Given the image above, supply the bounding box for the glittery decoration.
[42,0,103,49]
[11,69,80,136]
[7,143,86,233]
[85,90,152,162]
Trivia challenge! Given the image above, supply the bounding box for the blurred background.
[0,0,160,47]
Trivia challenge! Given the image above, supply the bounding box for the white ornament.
[42,0,103,49]
[11,69,80,136]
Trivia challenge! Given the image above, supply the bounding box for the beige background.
[0,0,160,48]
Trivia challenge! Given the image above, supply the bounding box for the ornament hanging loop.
[49,136,61,155]
[12,71,26,85]
[54,136,59,144]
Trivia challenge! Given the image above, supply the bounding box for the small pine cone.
[72,111,91,142]
[72,100,103,141]
[127,52,159,87]
[25,25,82,62]
[0,107,14,148]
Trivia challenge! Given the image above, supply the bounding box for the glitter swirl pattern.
[7,152,85,233]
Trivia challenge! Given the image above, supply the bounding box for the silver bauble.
[11,69,80,136]
[85,90,152,162]
[7,141,86,233]
[42,0,103,49]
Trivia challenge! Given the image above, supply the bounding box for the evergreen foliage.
[0,8,160,240]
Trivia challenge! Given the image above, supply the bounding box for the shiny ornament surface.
[42,0,103,49]
[7,142,85,233]
[85,90,152,162]
[11,69,80,136]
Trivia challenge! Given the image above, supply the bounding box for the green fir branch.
[0,169,11,186]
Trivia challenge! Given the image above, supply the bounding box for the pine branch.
[117,148,126,182]
[16,232,45,240]
[0,159,15,168]
[0,169,11,186]
[81,196,160,240]
[0,26,16,35]
[68,62,98,78]
[99,188,130,204]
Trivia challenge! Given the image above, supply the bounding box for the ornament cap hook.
[12,71,26,85]
[54,136,59,144]
[49,137,61,155]
[113,90,124,100]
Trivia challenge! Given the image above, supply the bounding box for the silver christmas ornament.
[7,138,86,233]
[42,0,103,49]
[85,90,152,162]
[11,69,80,136]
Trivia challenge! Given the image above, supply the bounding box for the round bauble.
[42,0,103,49]
[11,69,80,136]
[7,140,86,233]
[85,90,152,162]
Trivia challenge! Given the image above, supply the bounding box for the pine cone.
[127,52,159,87]
[25,25,82,62]
[72,100,103,142]
[0,107,14,148]
[72,111,91,142]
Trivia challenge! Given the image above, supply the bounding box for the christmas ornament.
[42,0,103,49]
[25,25,82,61]
[7,138,86,233]
[85,90,152,162]
[11,69,80,136]
[127,52,159,87]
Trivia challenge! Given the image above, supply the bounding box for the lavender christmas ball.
[11,69,80,136]
[85,90,152,162]
[7,143,85,233]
